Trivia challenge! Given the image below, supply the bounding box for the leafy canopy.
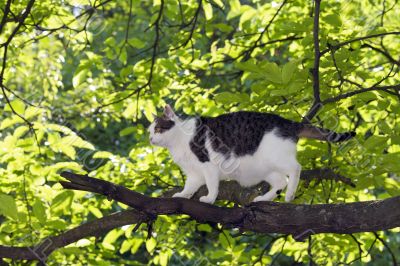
[0,0,399,265]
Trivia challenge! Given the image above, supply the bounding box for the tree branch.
[0,170,397,261]
[57,172,400,236]
[303,0,321,122]
[0,0,12,35]
[361,43,400,66]
[322,83,400,104]
[0,209,149,261]
[320,31,400,56]
[242,0,288,61]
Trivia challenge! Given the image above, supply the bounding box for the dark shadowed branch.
[57,172,400,235]
[374,232,398,266]
[320,31,400,56]
[0,171,398,261]
[322,83,400,104]
[361,43,400,66]
[303,0,321,122]
[242,0,288,61]
[0,210,149,261]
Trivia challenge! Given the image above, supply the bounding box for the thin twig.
[303,0,321,122]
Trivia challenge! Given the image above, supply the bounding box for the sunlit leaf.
[0,193,18,220]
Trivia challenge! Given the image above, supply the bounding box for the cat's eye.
[154,127,162,133]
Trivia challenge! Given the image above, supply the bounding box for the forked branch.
[0,171,398,261]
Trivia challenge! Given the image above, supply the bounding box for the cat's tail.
[298,124,356,142]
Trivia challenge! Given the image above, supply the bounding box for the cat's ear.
[152,113,158,120]
[163,104,175,120]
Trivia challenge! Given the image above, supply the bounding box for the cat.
[149,105,355,204]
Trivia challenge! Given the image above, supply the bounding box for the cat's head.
[149,104,179,147]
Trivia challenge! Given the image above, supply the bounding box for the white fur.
[149,111,301,204]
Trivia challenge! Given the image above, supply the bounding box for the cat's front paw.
[252,195,267,202]
[252,193,277,202]
[199,195,216,204]
[285,193,295,202]
[172,192,191,199]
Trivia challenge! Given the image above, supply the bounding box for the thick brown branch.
[0,171,397,261]
[58,172,400,237]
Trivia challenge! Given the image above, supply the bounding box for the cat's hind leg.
[253,172,287,202]
[173,173,205,199]
[285,162,301,202]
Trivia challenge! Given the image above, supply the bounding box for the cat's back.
[203,111,295,130]
[198,111,300,156]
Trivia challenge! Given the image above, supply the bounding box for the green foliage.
[0,193,18,220]
[0,0,399,265]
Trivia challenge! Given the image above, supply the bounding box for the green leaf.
[146,237,157,253]
[32,198,47,224]
[128,38,146,49]
[364,136,388,151]
[214,92,242,104]
[263,62,282,84]
[62,136,95,150]
[51,191,74,215]
[51,162,83,172]
[93,151,113,159]
[76,239,92,247]
[282,60,298,84]
[0,117,19,130]
[13,126,29,139]
[239,8,256,29]
[235,61,263,74]
[119,47,127,65]
[102,229,123,250]
[0,193,18,220]
[4,99,25,114]
[325,14,342,27]
[211,0,224,8]
[72,69,89,88]
[198,224,212,232]
[203,2,213,20]
[88,206,103,218]
[131,238,144,254]
[120,240,133,254]
[47,124,74,135]
[143,101,156,122]
[119,127,135,137]
[46,219,67,230]
[105,36,116,46]
[227,0,241,19]
[159,251,169,266]
[218,232,230,249]
[59,145,76,159]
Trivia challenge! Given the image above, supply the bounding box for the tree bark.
[0,171,398,261]
[58,172,400,237]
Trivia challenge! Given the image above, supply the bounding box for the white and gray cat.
[149,105,355,204]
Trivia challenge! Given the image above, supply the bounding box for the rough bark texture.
[57,172,400,236]
[0,171,398,261]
